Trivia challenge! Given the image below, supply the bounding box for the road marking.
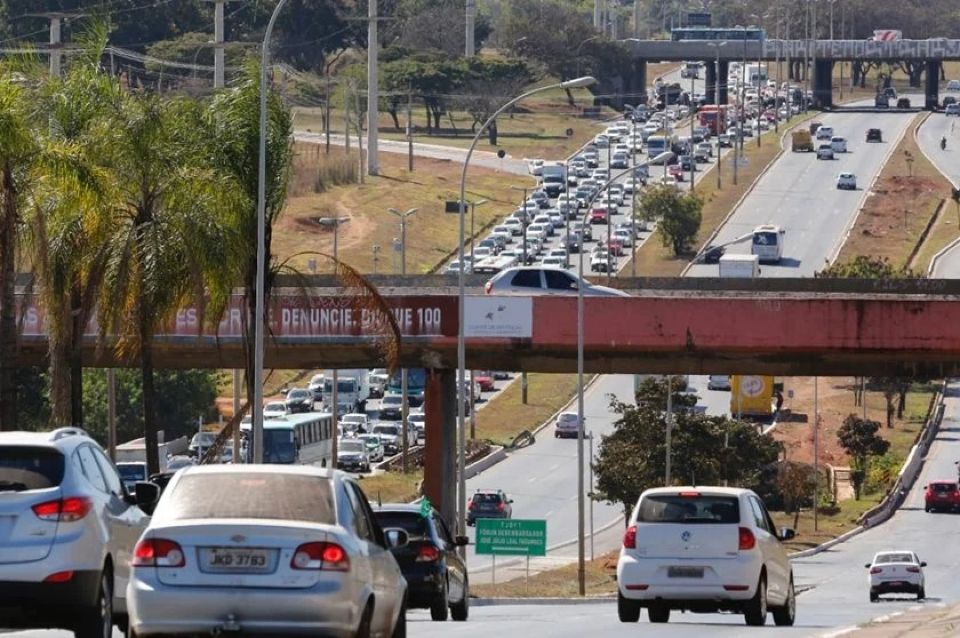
[545,510,554,518]
[549,463,561,472]
[528,476,538,483]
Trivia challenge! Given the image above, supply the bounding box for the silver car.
[127,465,408,638]
[484,266,630,297]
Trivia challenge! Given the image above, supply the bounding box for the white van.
[751,225,784,264]
[830,136,847,153]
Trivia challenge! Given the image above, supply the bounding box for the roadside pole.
[690,73,696,191]
[814,376,820,531]
[665,376,673,485]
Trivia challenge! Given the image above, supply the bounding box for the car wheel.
[617,592,641,623]
[391,597,407,638]
[744,575,768,626]
[451,578,469,621]
[870,589,879,603]
[772,577,796,626]
[918,587,926,601]
[75,569,112,638]
[356,600,374,638]
[648,604,671,623]
[431,579,450,621]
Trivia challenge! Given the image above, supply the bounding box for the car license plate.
[668,566,704,578]
[202,547,272,572]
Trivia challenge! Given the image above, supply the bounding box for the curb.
[914,112,960,276]
[530,374,604,438]
[463,446,506,480]
[826,110,919,266]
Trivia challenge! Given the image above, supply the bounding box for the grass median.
[358,470,423,505]
[474,373,588,447]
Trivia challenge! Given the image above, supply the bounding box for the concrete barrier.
[464,446,506,480]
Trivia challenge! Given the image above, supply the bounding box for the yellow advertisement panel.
[730,375,774,417]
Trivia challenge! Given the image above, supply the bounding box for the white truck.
[115,433,189,490]
[323,369,371,413]
[719,254,760,278]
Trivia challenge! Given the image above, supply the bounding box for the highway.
[686,106,919,278]
[917,111,960,276]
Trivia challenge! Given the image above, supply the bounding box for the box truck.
[719,254,760,278]
[730,375,775,417]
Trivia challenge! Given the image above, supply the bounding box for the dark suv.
[374,504,469,622]
[467,490,513,526]
[866,128,883,143]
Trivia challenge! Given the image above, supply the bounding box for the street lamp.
[457,75,597,547]
[706,41,727,191]
[388,207,418,474]
[574,151,671,595]
[253,0,291,463]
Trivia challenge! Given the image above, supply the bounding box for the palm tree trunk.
[139,308,160,476]
[69,283,84,427]
[0,162,19,430]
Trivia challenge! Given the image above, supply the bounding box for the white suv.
[0,427,155,636]
[617,486,796,627]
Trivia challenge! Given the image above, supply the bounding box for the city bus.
[240,411,334,464]
[646,134,674,158]
[751,225,785,264]
[671,27,765,42]
[698,105,730,135]
[387,368,427,407]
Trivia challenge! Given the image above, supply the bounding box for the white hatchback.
[617,487,796,627]
[866,551,926,601]
[837,172,857,190]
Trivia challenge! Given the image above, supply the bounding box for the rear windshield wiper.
[0,480,30,492]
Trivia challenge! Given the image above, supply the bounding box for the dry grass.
[274,144,534,274]
[771,497,882,553]
[474,373,586,447]
[359,470,423,504]
[625,115,815,277]
[836,114,953,269]
[471,551,619,598]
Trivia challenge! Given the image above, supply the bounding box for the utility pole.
[203,0,236,88]
[28,12,83,78]
[389,208,418,473]
[594,0,602,30]
[814,376,820,531]
[633,0,642,38]
[689,72,696,190]
[465,0,477,57]
[665,376,673,485]
[107,369,117,460]
[367,0,380,175]
[325,71,332,154]
[406,86,414,172]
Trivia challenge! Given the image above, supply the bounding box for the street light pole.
[575,153,670,595]
[389,207,418,474]
[707,41,727,191]
[458,76,598,542]
[254,0,290,463]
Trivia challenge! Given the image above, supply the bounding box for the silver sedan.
[127,465,408,638]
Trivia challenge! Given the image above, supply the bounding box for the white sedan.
[263,401,288,419]
[837,172,857,190]
[866,551,926,602]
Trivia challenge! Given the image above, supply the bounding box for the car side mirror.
[384,528,409,549]
[921,561,927,567]
[455,535,470,547]
[508,499,514,504]
[864,563,872,569]
[134,481,160,515]
[779,528,795,541]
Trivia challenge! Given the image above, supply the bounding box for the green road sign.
[475,519,547,556]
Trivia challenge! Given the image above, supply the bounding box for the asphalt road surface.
[918,111,960,276]
[686,105,919,278]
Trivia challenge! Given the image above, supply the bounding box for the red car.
[607,238,625,256]
[924,481,960,513]
[667,164,685,181]
[589,207,609,224]
[474,371,495,392]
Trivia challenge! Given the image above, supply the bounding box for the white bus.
[751,225,784,264]
[240,412,334,464]
[646,134,673,158]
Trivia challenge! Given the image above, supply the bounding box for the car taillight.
[497,503,506,511]
[291,542,350,571]
[738,527,756,551]
[906,566,920,573]
[416,545,441,562]
[484,282,492,294]
[133,538,185,568]
[623,525,637,549]
[468,501,475,510]
[870,567,883,574]
[32,497,92,522]
[43,570,75,583]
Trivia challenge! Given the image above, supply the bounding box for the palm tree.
[27,27,117,427]
[95,90,237,475]
[0,61,44,430]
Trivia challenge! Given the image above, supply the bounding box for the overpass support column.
[423,368,457,529]
[704,61,717,105]
[926,61,941,111]
[717,60,729,105]
[633,58,647,105]
[813,59,834,109]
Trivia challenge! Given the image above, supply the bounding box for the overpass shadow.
[771,258,802,269]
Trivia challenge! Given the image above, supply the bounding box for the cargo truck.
[791,130,814,152]
[719,254,760,278]
[730,375,775,417]
[115,434,189,489]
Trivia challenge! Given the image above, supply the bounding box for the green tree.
[836,414,890,500]
[815,254,920,279]
[96,91,236,475]
[637,186,702,256]
[776,461,819,530]
[82,369,218,447]
[593,381,780,517]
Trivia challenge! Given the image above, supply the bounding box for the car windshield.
[752,232,779,246]
[343,415,365,424]
[374,425,400,436]
[192,433,216,446]
[876,553,915,564]
[558,413,578,424]
[382,396,402,406]
[117,464,146,482]
[932,483,957,493]
[340,440,364,454]
[288,390,309,399]
[472,492,503,504]
[359,436,380,448]
[0,446,65,490]
[158,473,335,524]
[265,402,285,412]
[638,494,740,524]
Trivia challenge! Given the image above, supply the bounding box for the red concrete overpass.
[14,277,960,377]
